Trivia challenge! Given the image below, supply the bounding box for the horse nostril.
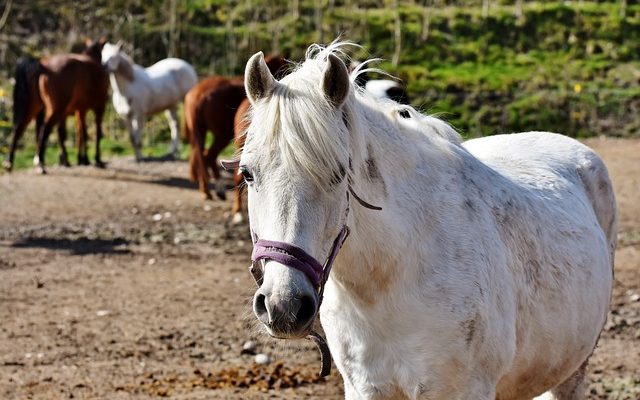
[254,292,269,324]
[296,294,317,326]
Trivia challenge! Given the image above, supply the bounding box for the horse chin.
[263,313,317,340]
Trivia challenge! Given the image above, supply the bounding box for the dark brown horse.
[184,55,287,200]
[3,38,109,173]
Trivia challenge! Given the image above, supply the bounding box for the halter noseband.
[251,226,350,292]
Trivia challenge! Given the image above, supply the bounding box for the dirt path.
[0,137,638,399]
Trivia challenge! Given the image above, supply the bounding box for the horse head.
[101,41,134,80]
[241,50,353,339]
[82,36,107,63]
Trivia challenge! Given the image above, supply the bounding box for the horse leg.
[3,118,30,171]
[75,110,89,165]
[534,361,588,400]
[191,127,212,200]
[94,107,106,168]
[164,107,180,159]
[57,120,70,167]
[129,115,144,162]
[35,113,60,174]
[205,134,231,200]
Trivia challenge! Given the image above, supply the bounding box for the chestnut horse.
[3,38,109,173]
[230,98,251,223]
[184,55,287,201]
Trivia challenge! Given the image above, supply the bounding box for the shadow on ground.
[10,237,130,255]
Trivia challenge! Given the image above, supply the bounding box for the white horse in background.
[101,42,197,161]
[239,42,617,400]
[351,61,410,104]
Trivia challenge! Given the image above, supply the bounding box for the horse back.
[39,54,109,114]
[184,76,246,140]
[465,131,616,249]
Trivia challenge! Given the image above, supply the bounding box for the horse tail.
[183,94,198,182]
[13,57,41,126]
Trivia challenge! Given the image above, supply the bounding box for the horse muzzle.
[252,277,319,339]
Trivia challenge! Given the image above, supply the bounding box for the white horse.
[101,42,197,161]
[239,42,617,400]
[351,61,410,104]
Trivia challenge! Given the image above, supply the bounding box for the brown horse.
[184,55,287,200]
[3,38,109,173]
[230,98,251,223]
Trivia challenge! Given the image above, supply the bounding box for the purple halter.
[251,226,350,291]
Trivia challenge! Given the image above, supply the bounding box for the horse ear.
[245,51,275,105]
[321,53,350,107]
[115,40,124,51]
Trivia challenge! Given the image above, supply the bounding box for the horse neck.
[330,100,472,304]
[110,65,133,96]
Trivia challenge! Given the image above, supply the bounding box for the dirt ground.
[0,137,638,399]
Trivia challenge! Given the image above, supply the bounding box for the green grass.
[2,132,236,171]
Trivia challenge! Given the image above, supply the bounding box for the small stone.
[96,310,110,317]
[152,213,163,221]
[630,293,640,302]
[254,353,270,365]
[131,207,139,215]
[241,340,257,355]
[173,237,181,244]
[203,204,212,212]
[148,258,157,265]
[237,240,245,247]
[163,211,172,219]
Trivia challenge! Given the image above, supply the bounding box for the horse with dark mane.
[3,38,109,173]
[183,55,287,200]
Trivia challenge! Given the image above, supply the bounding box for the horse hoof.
[2,160,12,172]
[59,155,70,167]
[35,166,47,175]
[95,161,106,169]
[203,192,213,201]
[216,190,227,201]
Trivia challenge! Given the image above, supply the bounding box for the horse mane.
[247,41,461,192]
[116,51,135,81]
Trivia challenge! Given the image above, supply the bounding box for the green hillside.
[0,0,639,139]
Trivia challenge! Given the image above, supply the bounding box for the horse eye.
[239,166,254,183]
